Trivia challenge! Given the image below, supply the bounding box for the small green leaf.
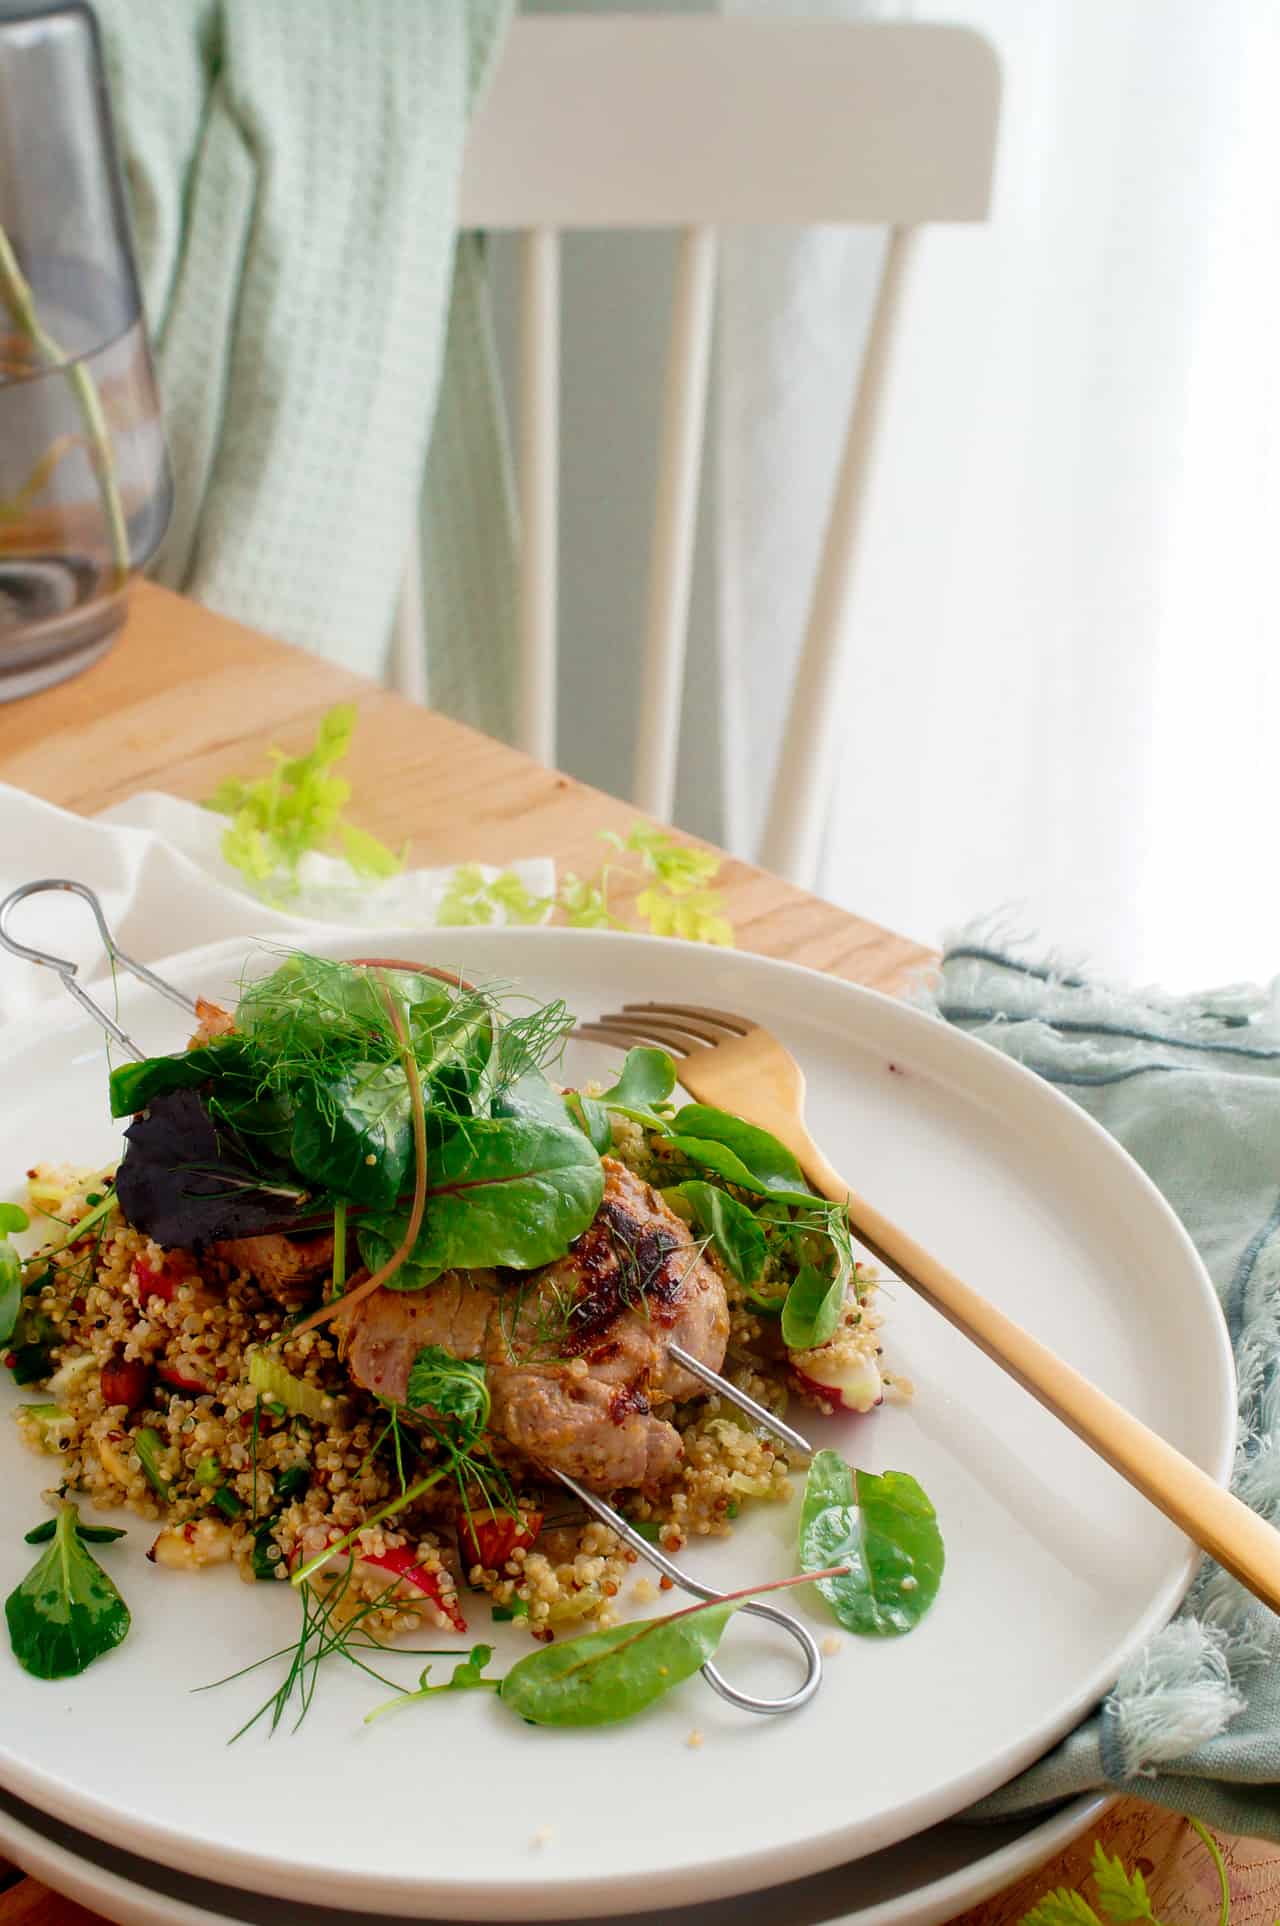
[1020,1893,1105,1926]
[1089,1843,1160,1924]
[798,1449,855,1546]
[663,1182,767,1288]
[566,1092,612,1154]
[23,1517,127,1546]
[365,1642,501,1720]
[780,1261,848,1351]
[5,1504,131,1679]
[599,1048,676,1117]
[406,1348,490,1445]
[800,1468,944,1638]
[667,1105,821,1203]
[0,1203,29,1235]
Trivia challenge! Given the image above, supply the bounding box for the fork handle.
[783,1122,1278,1614]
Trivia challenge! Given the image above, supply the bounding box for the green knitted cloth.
[95,0,517,739]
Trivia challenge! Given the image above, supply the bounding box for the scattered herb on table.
[438,823,734,947]
[205,704,402,901]
[6,1503,130,1680]
[1021,1823,1230,1926]
[797,1449,944,1638]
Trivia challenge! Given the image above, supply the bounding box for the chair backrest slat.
[460,20,998,228]
[634,224,717,820]
[760,225,917,884]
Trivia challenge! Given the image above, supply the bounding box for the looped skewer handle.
[555,1471,822,1717]
[0,878,198,1058]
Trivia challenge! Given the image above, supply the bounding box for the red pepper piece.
[456,1506,542,1575]
[361,1545,467,1634]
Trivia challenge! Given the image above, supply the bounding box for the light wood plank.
[0,582,930,994]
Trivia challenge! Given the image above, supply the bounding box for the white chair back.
[394,16,1000,885]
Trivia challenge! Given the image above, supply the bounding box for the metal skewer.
[555,1470,821,1715]
[0,878,196,1057]
[669,1342,813,1458]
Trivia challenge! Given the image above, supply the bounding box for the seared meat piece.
[335,1158,730,1492]
[336,1269,496,1394]
[212,1230,336,1308]
[191,998,236,1045]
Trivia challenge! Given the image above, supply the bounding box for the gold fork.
[576,999,1280,1617]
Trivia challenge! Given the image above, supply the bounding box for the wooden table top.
[0,582,1262,1924]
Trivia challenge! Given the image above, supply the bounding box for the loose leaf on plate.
[662,1181,767,1288]
[780,1260,849,1352]
[0,1201,29,1346]
[366,1643,500,1721]
[565,1092,612,1155]
[359,1115,604,1286]
[5,1503,131,1679]
[798,1448,855,1545]
[499,1597,740,1726]
[800,1466,944,1638]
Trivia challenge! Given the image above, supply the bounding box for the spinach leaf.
[565,1092,612,1154]
[406,1347,490,1444]
[798,1448,855,1544]
[359,1116,603,1285]
[5,1504,131,1679]
[289,1062,412,1210]
[662,1182,767,1287]
[800,1467,944,1637]
[5,1305,55,1384]
[0,1202,29,1346]
[667,1106,822,1204]
[498,1596,739,1726]
[108,1040,259,1119]
[780,1261,848,1352]
[597,1047,677,1127]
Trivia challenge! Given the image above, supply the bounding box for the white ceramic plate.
[0,1779,1111,1926]
[0,928,1234,1922]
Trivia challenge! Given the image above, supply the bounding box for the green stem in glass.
[0,220,131,588]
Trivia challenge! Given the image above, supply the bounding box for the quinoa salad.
[2,952,935,1724]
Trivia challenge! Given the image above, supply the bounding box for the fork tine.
[618,1009,727,1047]
[623,1001,753,1038]
[572,1020,691,1057]
[593,1014,715,1055]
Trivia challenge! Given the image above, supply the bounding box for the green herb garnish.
[0,1201,29,1347]
[5,1503,130,1679]
[23,1518,126,1546]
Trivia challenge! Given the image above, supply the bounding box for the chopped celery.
[246,1349,335,1424]
[18,1402,74,1454]
[135,1427,172,1502]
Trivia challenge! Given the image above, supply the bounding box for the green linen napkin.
[93,0,517,735]
[926,932,1280,1840]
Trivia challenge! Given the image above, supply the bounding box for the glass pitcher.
[0,0,171,700]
